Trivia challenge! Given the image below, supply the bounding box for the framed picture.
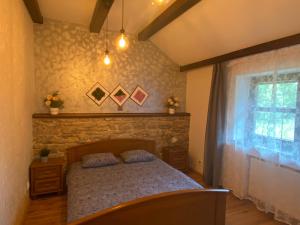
[86,82,110,106]
[130,86,149,106]
[110,85,130,106]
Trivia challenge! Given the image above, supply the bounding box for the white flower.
[169,101,174,105]
[45,100,51,106]
[174,103,179,107]
[46,95,52,100]
[52,96,59,101]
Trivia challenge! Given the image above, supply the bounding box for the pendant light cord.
[105,15,108,51]
[121,0,124,31]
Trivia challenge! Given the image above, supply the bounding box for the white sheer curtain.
[222,45,300,225]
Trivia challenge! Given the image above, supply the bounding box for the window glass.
[274,112,295,141]
[275,82,298,108]
[254,111,271,137]
[254,112,295,141]
[256,83,273,107]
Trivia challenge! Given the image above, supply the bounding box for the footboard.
[69,189,229,225]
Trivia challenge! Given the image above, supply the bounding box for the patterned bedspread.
[67,158,203,222]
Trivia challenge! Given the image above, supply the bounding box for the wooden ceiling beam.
[90,0,115,33]
[180,33,300,72]
[23,0,43,24]
[138,0,201,41]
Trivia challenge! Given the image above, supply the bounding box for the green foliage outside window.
[254,81,298,141]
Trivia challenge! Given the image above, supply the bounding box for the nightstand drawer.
[33,177,61,194]
[171,164,187,171]
[169,157,187,165]
[169,152,187,161]
[33,166,61,179]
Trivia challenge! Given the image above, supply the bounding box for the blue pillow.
[81,153,120,168]
[120,150,155,163]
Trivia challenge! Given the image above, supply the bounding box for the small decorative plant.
[40,148,50,163]
[167,97,179,114]
[44,91,64,115]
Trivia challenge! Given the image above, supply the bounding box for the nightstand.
[30,157,65,199]
[162,146,189,172]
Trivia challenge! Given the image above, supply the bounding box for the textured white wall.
[186,66,213,174]
[0,0,34,225]
[34,19,186,113]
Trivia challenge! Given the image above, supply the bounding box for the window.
[254,81,298,141]
[251,73,300,158]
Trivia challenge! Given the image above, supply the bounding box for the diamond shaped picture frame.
[130,86,149,106]
[110,85,130,106]
[86,82,110,106]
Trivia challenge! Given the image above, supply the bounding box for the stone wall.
[33,114,190,158]
[34,19,186,113]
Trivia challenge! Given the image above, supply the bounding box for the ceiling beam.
[138,0,201,41]
[23,0,43,24]
[90,0,115,33]
[180,33,300,72]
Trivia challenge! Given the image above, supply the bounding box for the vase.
[40,156,48,163]
[168,108,175,115]
[50,108,59,115]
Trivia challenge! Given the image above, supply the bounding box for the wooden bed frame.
[67,139,229,225]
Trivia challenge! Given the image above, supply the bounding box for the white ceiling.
[39,0,174,33]
[39,0,96,26]
[38,0,300,66]
[151,0,300,65]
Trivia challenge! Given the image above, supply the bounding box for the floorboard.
[23,171,284,225]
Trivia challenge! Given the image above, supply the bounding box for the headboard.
[67,139,156,166]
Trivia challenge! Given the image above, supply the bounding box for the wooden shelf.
[32,112,190,119]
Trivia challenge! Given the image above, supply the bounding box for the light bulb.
[103,51,111,65]
[152,0,167,5]
[117,31,128,50]
[119,34,126,48]
[104,55,110,65]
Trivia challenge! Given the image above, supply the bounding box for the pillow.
[120,150,155,163]
[81,153,120,168]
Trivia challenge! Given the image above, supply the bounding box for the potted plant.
[40,148,50,163]
[167,97,179,114]
[44,91,64,115]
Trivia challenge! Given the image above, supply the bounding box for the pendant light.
[103,16,111,65]
[116,0,128,50]
[152,0,169,6]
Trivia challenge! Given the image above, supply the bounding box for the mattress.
[67,158,202,222]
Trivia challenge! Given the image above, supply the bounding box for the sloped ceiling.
[38,0,300,65]
[151,0,300,65]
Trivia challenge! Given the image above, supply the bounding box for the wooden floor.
[24,171,284,225]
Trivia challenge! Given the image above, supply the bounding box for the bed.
[66,139,228,225]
